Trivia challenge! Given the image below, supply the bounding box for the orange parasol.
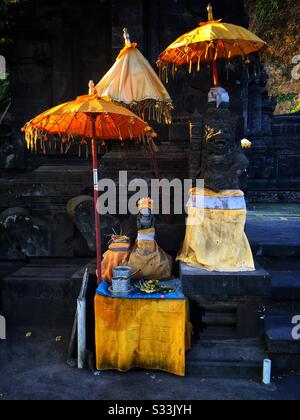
[23,91,148,153]
[157,4,268,87]
[22,86,153,284]
[96,28,173,124]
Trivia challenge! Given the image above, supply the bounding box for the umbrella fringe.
[172,63,176,78]
[197,55,201,72]
[118,98,173,125]
[205,44,210,60]
[65,143,72,155]
[23,115,149,158]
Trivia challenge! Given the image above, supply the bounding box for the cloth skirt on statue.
[128,228,173,280]
[177,188,255,272]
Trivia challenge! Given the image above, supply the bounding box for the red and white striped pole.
[91,116,102,285]
[88,81,102,285]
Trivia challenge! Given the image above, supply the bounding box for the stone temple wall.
[0,0,299,259]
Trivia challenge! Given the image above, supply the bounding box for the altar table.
[94,279,191,377]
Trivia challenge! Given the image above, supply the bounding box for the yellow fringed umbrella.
[23,92,148,154]
[96,28,173,124]
[157,3,268,87]
[22,87,153,284]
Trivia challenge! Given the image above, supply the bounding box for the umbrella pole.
[91,117,102,284]
[213,61,219,87]
[148,138,160,181]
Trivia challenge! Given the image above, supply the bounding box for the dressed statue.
[178,99,255,273]
[128,198,173,280]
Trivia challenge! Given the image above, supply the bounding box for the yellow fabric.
[177,188,255,272]
[96,47,172,106]
[117,43,138,60]
[96,45,173,124]
[101,249,131,285]
[127,229,173,280]
[158,21,267,66]
[136,228,155,235]
[22,94,148,152]
[95,294,191,376]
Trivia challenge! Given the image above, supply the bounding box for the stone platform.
[180,263,271,299]
[180,262,271,348]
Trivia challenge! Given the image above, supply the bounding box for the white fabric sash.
[187,194,246,210]
[137,232,155,241]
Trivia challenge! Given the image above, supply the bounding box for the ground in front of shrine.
[0,326,299,401]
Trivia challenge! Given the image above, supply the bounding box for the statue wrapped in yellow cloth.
[128,198,173,280]
[177,188,255,272]
[101,232,131,284]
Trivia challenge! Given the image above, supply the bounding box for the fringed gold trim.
[112,99,174,125]
[23,122,149,159]
[23,125,111,159]
[197,54,201,71]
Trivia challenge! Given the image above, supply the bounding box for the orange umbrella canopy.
[22,88,157,285]
[157,4,268,82]
[96,29,173,124]
[22,93,151,154]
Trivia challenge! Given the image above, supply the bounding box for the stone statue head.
[204,106,238,155]
[200,106,249,192]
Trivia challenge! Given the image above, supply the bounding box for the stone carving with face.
[198,105,249,192]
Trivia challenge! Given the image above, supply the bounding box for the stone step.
[268,301,300,316]
[32,164,93,184]
[0,261,25,280]
[200,326,237,339]
[180,263,271,298]
[271,272,300,301]
[256,257,300,272]
[186,338,266,378]
[0,259,91,327]
[265,315,300,355]
[202,313,236,328]
[265,272,300,316]
[246,220,300,258]
[264,315,300,374]
[0,169,92,211]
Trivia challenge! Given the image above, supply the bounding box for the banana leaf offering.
[135,280,176,295]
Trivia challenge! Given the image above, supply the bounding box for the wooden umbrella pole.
[91,116,102,284]
[148,138,160,181]
[213,60,219,87]
[209,3,219,87]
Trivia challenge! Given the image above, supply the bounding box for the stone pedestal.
[180,262,271,339]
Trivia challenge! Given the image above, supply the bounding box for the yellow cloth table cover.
[95,293,191,377]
